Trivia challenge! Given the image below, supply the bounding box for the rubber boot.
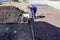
[28,18,34,24]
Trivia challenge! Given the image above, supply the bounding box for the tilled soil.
[0,23,32,40]
[0,21,60,40]
[0,6,25,23]
[33,21,60,40]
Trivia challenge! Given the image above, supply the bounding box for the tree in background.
[13,0,17,2]
[13,0,27,2]
[23,0,26,2]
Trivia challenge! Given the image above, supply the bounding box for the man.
[28,4,37,19]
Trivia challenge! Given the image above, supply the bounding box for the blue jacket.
[28,5,37,10]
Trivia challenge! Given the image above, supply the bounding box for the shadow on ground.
[0,21,60,40]
[35,16,45,19]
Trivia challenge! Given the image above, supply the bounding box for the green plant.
[13,0,17,2]
[23,0,26,2]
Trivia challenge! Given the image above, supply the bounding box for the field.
[0,2,60,40]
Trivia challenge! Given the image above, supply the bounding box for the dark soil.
[0,21,60,40]
[33,21,60,40]
[0,23,32,40]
